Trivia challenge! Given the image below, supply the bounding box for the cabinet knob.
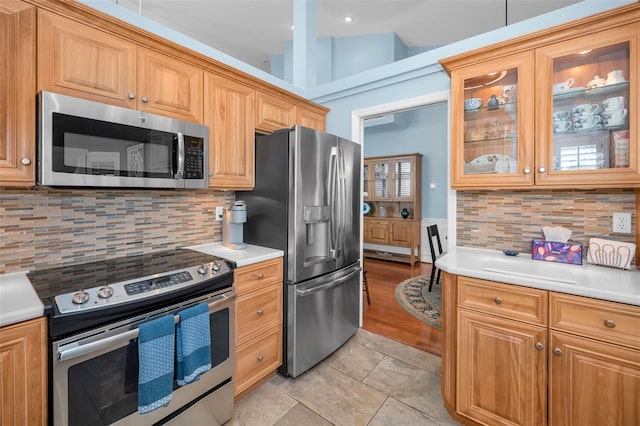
[128,92,136,99]
[604,319,616,328]
[257,354,264,362]
[523,168,531,174]
[553,348,563,357]
[538,167,547,173]
[20,157,31,166]
[494,297,503,304]
[257,309,264,316]
[141,96,149,103]
[535,342,544,351]
[257,273,264,279]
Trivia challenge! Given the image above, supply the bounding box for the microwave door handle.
[176,133,185,179]
[57,292,236,361]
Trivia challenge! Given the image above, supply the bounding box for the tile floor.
[226,329,460,425]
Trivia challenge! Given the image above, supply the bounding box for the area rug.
[394,275,441,330]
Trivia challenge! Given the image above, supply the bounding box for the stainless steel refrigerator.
[241,125,361,378]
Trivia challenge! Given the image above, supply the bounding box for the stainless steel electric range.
[28,248,236,426]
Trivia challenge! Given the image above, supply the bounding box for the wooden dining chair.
[363,270,371,305]
[426,225,443,292]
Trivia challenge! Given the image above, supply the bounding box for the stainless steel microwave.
[37,91,209,189]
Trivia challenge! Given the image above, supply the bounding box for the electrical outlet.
[215,206,224,221]
[612,212,632,234]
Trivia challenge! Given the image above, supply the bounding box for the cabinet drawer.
[550,292,640,348]
[236,283,282,344]
[235,327,282,395]
[458,277,548,325]
[234,258,283,294]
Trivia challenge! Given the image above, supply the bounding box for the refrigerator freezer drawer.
[286,264,361,377]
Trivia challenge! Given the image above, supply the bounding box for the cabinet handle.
[553,348,563,357]
[604,319,616,328]
[494,297,503,304]
[538,167,547,173]
[523,168,531,174]
[257,273,264,279]
[20,157,31,166]
[535,342,544,351]
[141,96,149,103]
[128,92,136,99]
[257,309,264,316]
[257,354,264,362]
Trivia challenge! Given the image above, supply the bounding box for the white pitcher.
[606,70,626,85]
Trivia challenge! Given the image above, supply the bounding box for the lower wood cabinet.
[234,257,283,398]
[363,218,421,265]
[443,273,640,426]
[0,317,47,426]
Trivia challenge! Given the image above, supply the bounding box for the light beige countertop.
[436,247,640,306]
[0,271,44,327]
[186,242,284,267]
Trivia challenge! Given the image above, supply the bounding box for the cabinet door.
[137,48,203,123]
[296,107,326,131]
[390,157,416,201]
[365,219,388,244]
[535,25,639,187]
[389,220,412,247]
[0,317,47,426]
[363,161,372,201]
[37,11,136,108]
[457,309,547,426]
[0,0,35,186]
[255,91,295,133]
[371,159,391,200]
[451,52,535,188]
[549,331,640,426]
[204,72,255,189]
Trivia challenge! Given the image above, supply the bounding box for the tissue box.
[531,240,583,265]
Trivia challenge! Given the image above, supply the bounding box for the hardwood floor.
[362,258,442,356]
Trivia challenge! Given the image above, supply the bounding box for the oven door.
[52,292,235,426]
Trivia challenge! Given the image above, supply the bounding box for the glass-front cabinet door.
[363,162,370,200]
[535,25,638,186]
[372,160,391,199]
[450,52,535,188]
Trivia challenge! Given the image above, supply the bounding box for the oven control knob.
[97,285,114,299]
[197,263,208,275]
[71,289,90,305]
[212,261,221,272]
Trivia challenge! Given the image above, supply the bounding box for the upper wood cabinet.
[441,4,640,189]
[0,0,36,186]
[255,90,327,133]
[204,72,255,189]
[37,11,203,123]
[296,107,326,132]
[254,91,296,133]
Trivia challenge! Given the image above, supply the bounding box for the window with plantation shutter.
[394,161,412,198]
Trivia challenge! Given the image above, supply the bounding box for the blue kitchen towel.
[176,303,211,386]
[138,315,175,414]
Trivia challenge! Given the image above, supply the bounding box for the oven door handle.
[57,292,236,361]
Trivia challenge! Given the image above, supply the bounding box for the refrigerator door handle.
[295,266,361,296]
[328,146,339,260]
[337,146,346,257]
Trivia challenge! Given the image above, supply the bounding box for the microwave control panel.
[184,136,205,179]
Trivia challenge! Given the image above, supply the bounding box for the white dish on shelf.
[464,154,517,174]
[585,82,629,96]
[553,86,586,96]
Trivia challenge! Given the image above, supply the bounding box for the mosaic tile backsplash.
[457,189,636,264]
[0,188,235,274]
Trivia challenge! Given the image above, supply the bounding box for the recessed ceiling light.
[289,24,294,30]
[343,16,353,23]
